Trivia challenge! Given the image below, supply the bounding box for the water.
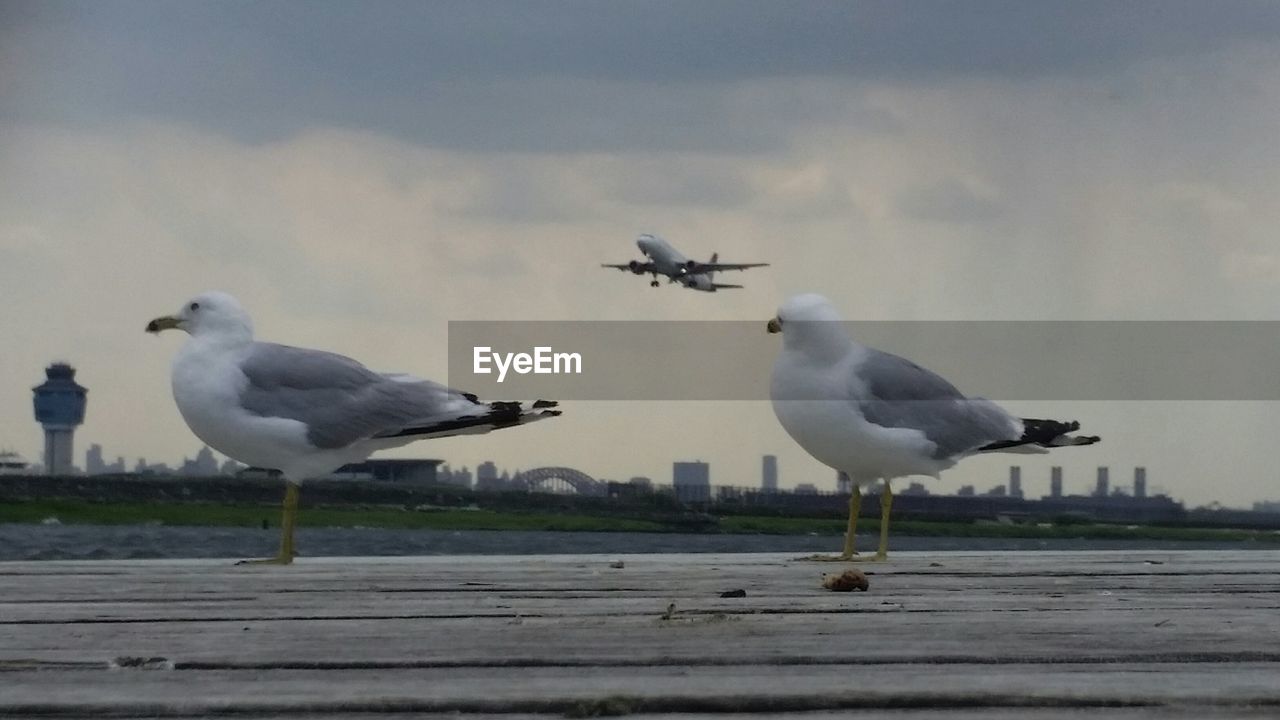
[0,524,1268,561]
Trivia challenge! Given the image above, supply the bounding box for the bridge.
[512,466,604,496]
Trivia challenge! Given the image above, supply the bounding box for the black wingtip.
[532,399,558,409]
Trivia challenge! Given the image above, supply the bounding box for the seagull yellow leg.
[797,485,861,562]
[840,485,861,559]
[238,482,299,566]
[874,480,893,561]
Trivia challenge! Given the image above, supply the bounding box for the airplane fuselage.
[636,234,717,292]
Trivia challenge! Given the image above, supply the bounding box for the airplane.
[602,234,769,292]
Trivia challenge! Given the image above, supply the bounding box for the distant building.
[1050,466,1063,498]
[836,471,852,494]
[0,451,32,475]
[1134,467,1147,499]
[1095,467,1110,498]
[86,444,105,475]
[761,455,778,493]
[86,444,127,475]
[437,464,473,487]
[985,484,1008,497]
[1008,466,1023,499]
[32,363,87,476]
[629,476,653,490]
[957,485,975,497]
[900,482,930,497]
[673,460,710,501]
[181,446,220,476]
[475,460,503,491]
[794,483,819,494]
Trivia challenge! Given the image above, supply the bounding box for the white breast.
[770,348,949,482]
[170,338,314,473]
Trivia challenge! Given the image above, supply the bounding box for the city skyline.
[11,428,1201,509]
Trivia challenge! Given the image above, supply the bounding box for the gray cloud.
[5,1,1279,152]
[897,178,1003,224]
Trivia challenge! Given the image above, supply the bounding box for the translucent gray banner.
[447,321,1280,401]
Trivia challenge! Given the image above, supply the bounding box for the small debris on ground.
[608,559,625,569]
[719,588,747,598]
[110,656,174,670]
[660,601,677,620]
[929,562,943,567]
[821,569,870,592]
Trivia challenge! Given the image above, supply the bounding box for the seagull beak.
[146,315,181,334]
[766,317,782,334]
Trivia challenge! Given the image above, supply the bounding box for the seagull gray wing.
[853,348,1020,460]
[237,343,479,450]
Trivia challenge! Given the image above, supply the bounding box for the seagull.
[146,291,560,564]
[768,293,1098,561]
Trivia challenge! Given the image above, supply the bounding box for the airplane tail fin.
[708,253,718,281]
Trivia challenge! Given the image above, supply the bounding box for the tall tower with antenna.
[32,363,88,476]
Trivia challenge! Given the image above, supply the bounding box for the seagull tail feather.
[977,418,1100,453]
[377,400,561,441]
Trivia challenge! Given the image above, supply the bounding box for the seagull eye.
[189,302,200,312]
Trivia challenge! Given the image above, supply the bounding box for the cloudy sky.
[3,1,1280,506]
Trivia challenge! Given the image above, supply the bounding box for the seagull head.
[146,291,254,341]
[768,293,851,358]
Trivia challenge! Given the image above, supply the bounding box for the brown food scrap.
[821,569,870,592]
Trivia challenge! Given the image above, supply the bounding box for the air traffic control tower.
[32,363,87,475]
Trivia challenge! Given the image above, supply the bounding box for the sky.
[3,1,1280,507]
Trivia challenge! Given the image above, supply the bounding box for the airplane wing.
[712,283,744,290]
[689,262,769,273]
[601,262,655,273]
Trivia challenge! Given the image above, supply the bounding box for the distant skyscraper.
[1050,466,1063,498]
[1008,466,1023,499]
[836,471,852,494]
[32,363,87,476]
[761,455,778,493]
[86,443,105,475]
[673,461,710,501]
[177,446,221,476]
[1134,467,1147,499]
[1095,466,1110,498]
[475,460,501,491]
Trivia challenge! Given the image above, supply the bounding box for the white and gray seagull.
[768,293,1099,561]
[146,291,560,564]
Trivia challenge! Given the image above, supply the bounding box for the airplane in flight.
[602,234,769,292]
